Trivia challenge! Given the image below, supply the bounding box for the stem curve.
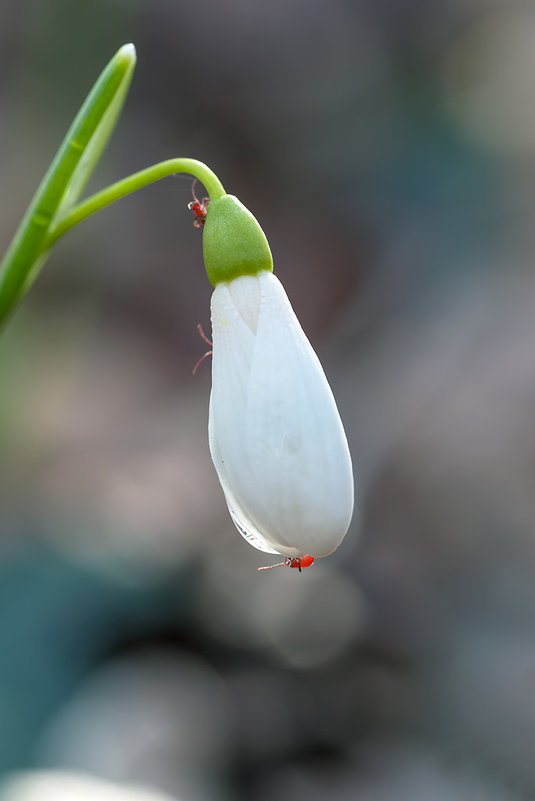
[43,158,225,251]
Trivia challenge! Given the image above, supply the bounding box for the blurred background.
[1,1,535,799]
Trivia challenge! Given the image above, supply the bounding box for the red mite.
[257,555,315,573]
[188,180,210,228]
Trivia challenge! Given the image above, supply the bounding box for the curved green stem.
[44,158,225,250]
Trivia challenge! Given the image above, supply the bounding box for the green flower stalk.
[0,44,226,325]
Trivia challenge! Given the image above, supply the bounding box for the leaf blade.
[0,43,136,324]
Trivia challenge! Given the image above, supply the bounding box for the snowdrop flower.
[202,195,354,564]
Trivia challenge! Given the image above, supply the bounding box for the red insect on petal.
[288,554,314,571]
[258,555,315,572]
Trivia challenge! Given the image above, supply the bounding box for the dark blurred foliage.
[1,1,535,800]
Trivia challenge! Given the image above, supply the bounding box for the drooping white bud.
[208,270,354,560]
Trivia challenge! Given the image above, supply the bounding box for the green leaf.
[0,43,136,325]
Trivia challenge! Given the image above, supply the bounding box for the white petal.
[208,396,280,554]
[209,276,281,554]
[209,271,354,559]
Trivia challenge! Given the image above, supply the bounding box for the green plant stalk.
[0,43,136,325]
[0,43,227,328]
[44,158,226,250]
